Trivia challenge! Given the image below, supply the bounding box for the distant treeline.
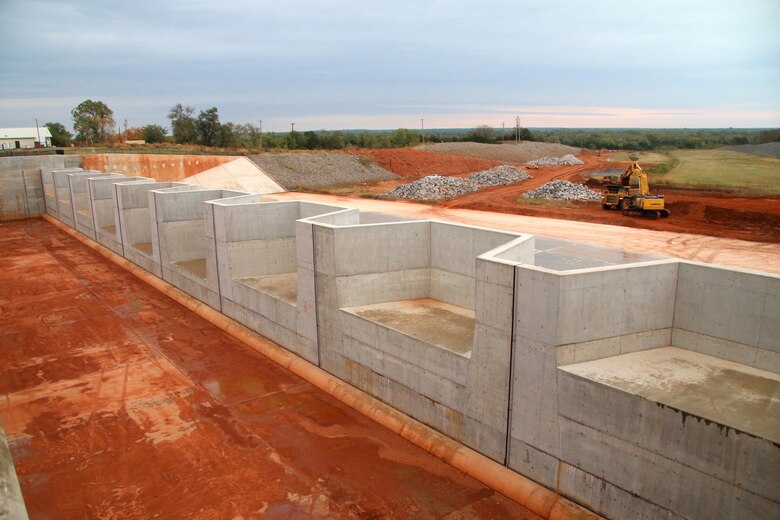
[531,128,780,150]
[48,99,780,152]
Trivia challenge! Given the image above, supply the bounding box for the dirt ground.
[0,219,540,520]
[352,148,504,179]
[417,141,581,163]
[346,148,780,244]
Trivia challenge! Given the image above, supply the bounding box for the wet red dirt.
[0,219,540,520]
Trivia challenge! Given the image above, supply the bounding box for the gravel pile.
[385,164,532,200]
[467,165,531,186]
[527,154,585,167]
[384,175,480,200]
[523,180,602,201]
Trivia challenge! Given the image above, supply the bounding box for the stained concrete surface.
[560,347,780,443]
[0,219,539,519]
[238,272,298,305]
[344,298,476,355]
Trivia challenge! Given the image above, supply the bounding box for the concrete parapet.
[312,218,534,461]
[150,187,249,308]
[114,180,194,275]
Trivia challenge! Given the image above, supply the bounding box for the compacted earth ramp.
[248,152,399,189]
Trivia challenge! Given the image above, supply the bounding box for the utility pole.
[502,121,505,142]
[515,116,520,144]
[421,118,425,144]
[34,117,41,146]
[290,122,296,132]
[257,119,263,148]
[123,119,128,142]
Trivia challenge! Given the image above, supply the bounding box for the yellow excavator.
[601,161,670,219]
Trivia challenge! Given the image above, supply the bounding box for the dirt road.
[269,191,780,274]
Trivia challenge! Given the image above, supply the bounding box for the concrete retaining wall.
[150,188,248,308]
[88,175,151,254]
[0,155,81,222]
[24,163,780,520]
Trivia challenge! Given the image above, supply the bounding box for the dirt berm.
[418,141,582,163]
[248,153,398,189]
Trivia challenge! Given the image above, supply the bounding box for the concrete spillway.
[0,159,778,520]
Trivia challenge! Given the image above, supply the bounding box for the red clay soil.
[353,148,505,179]
[0,219,539,520]
[437,153,780,244]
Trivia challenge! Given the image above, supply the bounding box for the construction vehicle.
[601,160,670,219]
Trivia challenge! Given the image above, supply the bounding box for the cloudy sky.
[1,0,778,131]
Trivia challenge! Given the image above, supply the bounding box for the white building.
[0,127,53,149]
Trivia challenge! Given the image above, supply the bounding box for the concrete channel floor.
[0,219,540,519]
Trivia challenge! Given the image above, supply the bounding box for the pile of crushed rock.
[384,165,531,201]
[526,154,585,167]
[523,180,602,201]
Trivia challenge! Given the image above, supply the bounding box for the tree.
[467,125,498,144]
[143,124,168,143]
[45,122,72,147]
[196,107,222,146]
[167,103,197,144]
[71,99,114,144]
[519,127,534,141]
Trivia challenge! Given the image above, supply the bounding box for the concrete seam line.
[40,214,602,520]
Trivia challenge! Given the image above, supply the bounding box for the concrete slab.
[237,272,298,305]
[344,298,475,356]
[559,346,780,443]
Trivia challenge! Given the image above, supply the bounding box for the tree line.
[44,99,779,151]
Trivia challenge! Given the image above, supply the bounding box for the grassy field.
[655,149,780,195]
[609,151,670,164]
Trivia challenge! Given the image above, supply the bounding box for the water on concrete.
[534,237,666,271]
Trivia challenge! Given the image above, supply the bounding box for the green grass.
[657,149,780,195]
[609,151,669,164]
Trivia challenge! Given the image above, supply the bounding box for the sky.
[1,0,778,132]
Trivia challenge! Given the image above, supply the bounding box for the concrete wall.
[312,219,535,461]
[82,153,235,181]
[209,199,353,363]
[672,262,780,373]
[506,259,780,520]
[71,173,124,239]
[115,181,194,276]
[88,175,151,254]
[150,188,248,308]
[0,155,80,221]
